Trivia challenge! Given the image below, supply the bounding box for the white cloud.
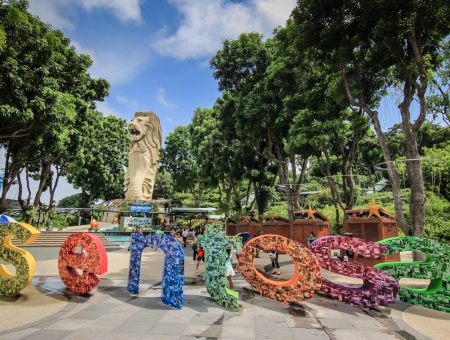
[78,0,142,23]
[29,0,143,30]
[96,100,118,116]
[71,40,151,85]
[154,0,297,60]
[116,96,139,107]
[156,87,177,109]
[29,0,75,30]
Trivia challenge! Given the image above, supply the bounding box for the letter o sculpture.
[239,234,322,304]
[58,233,108,295]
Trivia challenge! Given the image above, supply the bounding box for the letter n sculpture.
[128,233,185,309]
[198,223,242,311]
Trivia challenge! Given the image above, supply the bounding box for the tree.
[153,170,174,200]
[292,0,450,236]
[66,112,129,207]
[190,107,247,216]
[159,126,202,205]
[0,0,109,214]
[57,193,84,208]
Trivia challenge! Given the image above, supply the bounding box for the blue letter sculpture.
[127,233,185,309]
[199,223,242,311]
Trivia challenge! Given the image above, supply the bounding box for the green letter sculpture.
[198,223,242,311]
[375,237,450,313]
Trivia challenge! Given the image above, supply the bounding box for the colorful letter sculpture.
[375,237,450,313]
[128,233,185,309]
[0,222,40,297]
[199,223,242,312]
[58,233,108,295]
[240,234,322,304]
[311,236,399,308]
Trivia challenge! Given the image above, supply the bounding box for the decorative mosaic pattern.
[198,223,242,312]
[58,233,108,295]
[0,222,40,297]
[240,234,322,304]
[375,237,450,313]
[128,233,185,309]
[310,236,399,308]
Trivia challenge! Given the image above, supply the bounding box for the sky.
[3,0,435,203]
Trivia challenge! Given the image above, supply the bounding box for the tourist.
[226,249,235,289]
[308,232,316,245]
[269,248,280,275]
[192,236,198,262]
[182,228,188,247]
[196,246,205,273]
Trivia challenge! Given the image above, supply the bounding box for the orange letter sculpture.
[58,233,108,295]
[239,234,322,303]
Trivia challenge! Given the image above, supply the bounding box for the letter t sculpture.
[198,223,242,311]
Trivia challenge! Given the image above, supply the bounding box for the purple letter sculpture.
[311,236,399,308]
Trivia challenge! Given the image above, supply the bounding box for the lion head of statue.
[128,111,162,162]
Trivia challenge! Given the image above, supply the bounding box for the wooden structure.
[261,216,291,238]
[226,216,261,236]
[293,209,330,246]
[344,201,400,265]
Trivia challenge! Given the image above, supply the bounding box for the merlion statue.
[124,112,162,201]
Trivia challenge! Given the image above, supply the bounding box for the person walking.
[196,246,205,273]
[226,249,235,289]
[192,237,198,262]
[269,248,280,275]
[182,228,188,247]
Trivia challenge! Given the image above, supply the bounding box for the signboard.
[123,217,153,231]
[130,203,152,213]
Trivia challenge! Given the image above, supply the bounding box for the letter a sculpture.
[124,112,162,201]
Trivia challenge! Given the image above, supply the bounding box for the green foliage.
[67,113,129,206]
[160,126,197,193]
[153,170,174,199]
[57,193,84,208]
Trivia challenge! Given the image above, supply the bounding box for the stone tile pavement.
[0,275,435,340]
[1,247,448,339]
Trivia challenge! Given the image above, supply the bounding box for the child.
[196,246,205,273]
[269,248,280,275]
[308,232,316,245]
[226,249,235,289]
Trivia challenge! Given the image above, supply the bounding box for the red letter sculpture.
[58,233,108,295]
[311,236,398,308]
[239,234,322,304]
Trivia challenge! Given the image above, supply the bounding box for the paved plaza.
[0,247,449,340]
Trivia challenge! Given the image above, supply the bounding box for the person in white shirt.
[182,229,188,248]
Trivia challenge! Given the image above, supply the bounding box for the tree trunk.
[280,161,294,239]
[44,168,61,226]
[296,157,308,208]
[398,82,426,236]
[368,110,410,234]
[32,163,51,208]
[339,61,410,234]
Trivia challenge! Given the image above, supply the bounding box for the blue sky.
[3,0,434,202]
[28,0,303,141]
[27,0,419,139]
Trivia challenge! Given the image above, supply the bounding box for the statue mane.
[129,111,162,164]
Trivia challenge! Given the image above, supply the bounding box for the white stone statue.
[124,111,162,201]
